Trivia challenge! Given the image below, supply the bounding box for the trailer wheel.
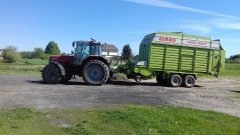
[156,75,165,85]
[183,75,195,88]
[167,74,182,87]
[42,64,62,84]
[134,75,141,82]
[83,60,109,85]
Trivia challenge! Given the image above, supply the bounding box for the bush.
[41,53,51,60]
[2,46,20,63]
[61,52,67,56]
[33,48,45,59]
[20,48,50,60]
[20,51,34,59]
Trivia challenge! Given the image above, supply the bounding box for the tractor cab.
[72,40,102,65]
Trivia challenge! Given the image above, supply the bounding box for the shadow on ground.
[26,80,203,87]
[26,80,159,86]
[231,91,240,94]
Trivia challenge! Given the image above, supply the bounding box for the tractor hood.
[49,55,74,64]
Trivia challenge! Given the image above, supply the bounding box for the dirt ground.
[0,74,240,117]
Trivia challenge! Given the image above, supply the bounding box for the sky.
[0,0,239,57]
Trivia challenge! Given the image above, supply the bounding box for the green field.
[0,59,47,75]
[18,59,48,65]
[0,105,239,135]
[220,64,240,77]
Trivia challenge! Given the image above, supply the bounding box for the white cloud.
[182,24,212,35]
[211,18,240,30]
[178,18,240,35]
[125,0,233,18]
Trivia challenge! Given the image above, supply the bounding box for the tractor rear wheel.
[167,74,182,87]
[82,60,109,85]
[42,64,62,84]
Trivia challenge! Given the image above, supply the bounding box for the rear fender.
[51,61,66,76]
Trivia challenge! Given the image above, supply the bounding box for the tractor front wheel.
[42,64,62,84]
[82,60,109,85]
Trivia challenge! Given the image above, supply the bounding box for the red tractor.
[42,40,110,85]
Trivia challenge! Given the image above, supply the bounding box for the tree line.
[1,41,137,63]
[2,41,61,63]
[226,54,240,63]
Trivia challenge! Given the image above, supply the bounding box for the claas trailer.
[118,32,225,87]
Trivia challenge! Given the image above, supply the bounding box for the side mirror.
[71,50,74,55]
[72,41,75,48]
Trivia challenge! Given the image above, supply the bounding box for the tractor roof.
[74,40,101,45]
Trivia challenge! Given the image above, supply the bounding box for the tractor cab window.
[74,42,90,65]
[82,44,90,56]
[75,42,90,57]
[90,43,101,55]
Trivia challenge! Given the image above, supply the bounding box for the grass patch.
[18,59,48,65]
[0,59,47,76]
[115,73,127,79]
[0,58,48,65]
[0,64,44,76]
[198,63,240,78]
[220,63,240,77]
[0,105,239,135]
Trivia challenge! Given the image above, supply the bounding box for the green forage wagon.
[120,32,225,87]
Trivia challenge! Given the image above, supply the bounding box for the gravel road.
[0,74,240,117]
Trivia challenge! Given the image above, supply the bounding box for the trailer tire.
[82,60,109,86]
[42,64,62,84]
[167,74,182,87]
[183,75,195,88]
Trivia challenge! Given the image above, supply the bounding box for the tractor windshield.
[75,42,90,57]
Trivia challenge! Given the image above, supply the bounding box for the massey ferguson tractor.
[42,39,110,85]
